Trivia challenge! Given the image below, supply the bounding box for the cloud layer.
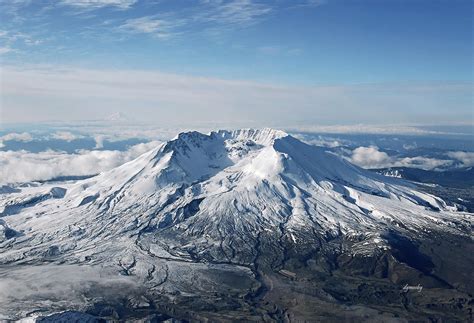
[446,151,474,167]
[2,66,472,125]
[0,141,160,184]
[349,146,473,170]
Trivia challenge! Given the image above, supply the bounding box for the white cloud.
[293,134,344,148]
[50,123,199,143]
[350,146,393,169]
[23,38,43,46]
[0,47,13,54]
[199,0,272,26]
[60,0,137,9]
[0,141,161,184]
[350,146,453,170]
[50,131,83,141]
[0,30,44,56]
[120,16,184,39]
[0,132,33,148]
[447,151,474,167]
[395,156,453,170]
[402,143,417,150]
[119,0,272,39]
[3,31,43,45]
[0,132,33,142]
[93,134,106,149]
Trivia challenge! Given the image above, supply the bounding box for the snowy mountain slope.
[0,129,472,321]
[1,128,470,261]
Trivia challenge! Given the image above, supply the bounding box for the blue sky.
[0,0,472,125]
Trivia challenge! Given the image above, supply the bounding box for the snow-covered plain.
[0,128,472,320]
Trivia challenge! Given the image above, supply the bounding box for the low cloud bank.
[446,151,474,167]
[350,146,472,170]
[0,141,160,184]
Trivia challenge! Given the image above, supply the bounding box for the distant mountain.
[0,129,472,321]
[104,111,133,122]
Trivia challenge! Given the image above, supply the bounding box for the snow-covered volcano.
[0,129,472,321]
[1,128,469,261]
